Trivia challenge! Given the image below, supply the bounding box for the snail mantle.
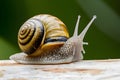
[0,59,120,80]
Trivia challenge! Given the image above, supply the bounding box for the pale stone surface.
[0,59,120,80]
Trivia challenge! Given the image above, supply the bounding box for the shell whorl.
[18,18,44,54]
[18,14,69,56]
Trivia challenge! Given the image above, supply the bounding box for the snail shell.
[10,14,96,64]
[18,14,69,56]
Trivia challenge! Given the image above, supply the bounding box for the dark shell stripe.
[44,36,68,44]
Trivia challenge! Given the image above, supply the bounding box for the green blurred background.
[0,0,120,60]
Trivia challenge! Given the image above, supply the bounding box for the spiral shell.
[18,14,69,56]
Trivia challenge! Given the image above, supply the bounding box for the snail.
[10,14,96,64]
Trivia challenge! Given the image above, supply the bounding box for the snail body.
[10,14,96,64]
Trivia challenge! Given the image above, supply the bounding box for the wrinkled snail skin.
[9,41,74,64]
[10,14,97,64]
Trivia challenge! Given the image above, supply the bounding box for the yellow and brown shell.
[18,14,69,56]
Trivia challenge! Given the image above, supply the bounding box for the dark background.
[0,0,120,60]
